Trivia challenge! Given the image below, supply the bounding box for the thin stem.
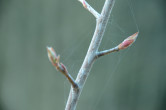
[54,62,79,89]
[60,67,79,89]
[97,46,119,58]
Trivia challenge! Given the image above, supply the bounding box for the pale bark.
[47,0,138,110]
[65,0,115,110]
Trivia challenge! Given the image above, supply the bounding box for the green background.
[0,0,165,110]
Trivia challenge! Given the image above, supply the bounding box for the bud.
[118,32,138,50]
[82,0,87,8]
[47,46,58,66]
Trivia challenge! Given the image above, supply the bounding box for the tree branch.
[78,0,100,18]
[65,0,116,110]
[47,0,138,110]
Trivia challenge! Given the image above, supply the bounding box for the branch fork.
[47,0,139,110]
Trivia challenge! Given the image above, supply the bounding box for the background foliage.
[0,0,166,110]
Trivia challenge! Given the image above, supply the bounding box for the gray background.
[0,0,166,110]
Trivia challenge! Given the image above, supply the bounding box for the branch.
[78,0,100,18]
[97,32,139,58]
[47,0,139,110]
[47,47,78,89]
[65,0,116,110]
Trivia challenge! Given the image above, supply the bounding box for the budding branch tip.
[118,32,138,50]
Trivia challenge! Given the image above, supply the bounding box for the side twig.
[78,0,100,18]
[47,47,78,89]
[97,32,138,58]
[97,46,119,58]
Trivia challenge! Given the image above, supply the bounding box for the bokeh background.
[0,0,166,110]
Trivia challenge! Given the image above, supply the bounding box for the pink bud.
[82,0,87,8]
[118,32,138,50]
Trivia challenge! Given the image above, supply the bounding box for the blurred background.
[0,0,166,110]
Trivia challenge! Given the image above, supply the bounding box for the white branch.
[65,0,116,110]
[78,0,100,18]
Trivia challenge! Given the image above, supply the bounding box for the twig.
[97,32,139,58]
[78,0,100,18]
[97,46,119,58]
[47,47,78,89]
